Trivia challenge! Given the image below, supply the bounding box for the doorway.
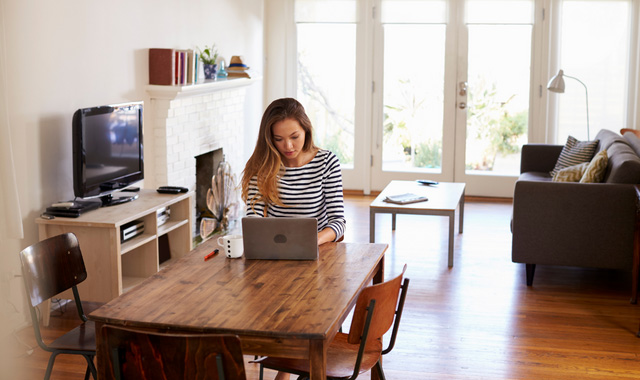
[370,0,535,196]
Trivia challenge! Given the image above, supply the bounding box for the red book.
[175,51,180,85]
[180,51,186,84]
[148,48,175,85]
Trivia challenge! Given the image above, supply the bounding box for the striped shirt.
[245,149,346,241]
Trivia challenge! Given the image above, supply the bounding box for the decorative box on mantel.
[145,77,259,192]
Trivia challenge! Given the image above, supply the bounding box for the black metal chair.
[255,265,409,380]
[100,326,247,380]
[19,232,97,380]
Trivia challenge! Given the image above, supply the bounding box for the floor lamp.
[547,69,591,140]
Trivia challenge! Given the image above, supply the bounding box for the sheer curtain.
[0,1,23,239]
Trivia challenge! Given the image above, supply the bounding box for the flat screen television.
[72,101,144,206]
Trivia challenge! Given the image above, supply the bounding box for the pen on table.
[204,249,219,261]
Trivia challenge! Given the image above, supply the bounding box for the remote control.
[416,180,439,186]
[158,186,189,193]
[124,186,140,192]
[157,188,182,194]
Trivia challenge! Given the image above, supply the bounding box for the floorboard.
[8,195,640,379]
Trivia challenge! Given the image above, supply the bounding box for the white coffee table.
[369,180,466,267]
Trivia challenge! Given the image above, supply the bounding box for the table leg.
[370,209,376,243]
[95,321,106,379]
[392,213,396,230]
[448,212,455,267]
[459,190,465,234]
[373,255,385,285]
[309,339,327,380]
[632,214,639,304]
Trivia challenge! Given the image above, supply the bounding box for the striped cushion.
[580,149,608,183]
[550,136,599,177]
[552,162,589,182]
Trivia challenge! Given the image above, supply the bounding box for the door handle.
[459,102,466,109]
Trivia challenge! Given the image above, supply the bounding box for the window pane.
[381,0,447,24]
[555,0,630,142]
[466,24,531,174]
[382,24,446,172]
[295,0,357,23]
[297,24,356,166]
[466,0,533,24]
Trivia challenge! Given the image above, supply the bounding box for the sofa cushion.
[590,129,640,183]
[552,162,589,182]
[623,131,640,157]
[595,129,624,151]
[580,149,608,183]
[550,136,599,177]
[603,141,640,183]
[519,172,552,182]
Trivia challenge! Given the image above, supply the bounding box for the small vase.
[217,60,228,78]
[203,64,218,79]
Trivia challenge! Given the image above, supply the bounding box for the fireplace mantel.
[146,77,259,100]
[145,76,258,192]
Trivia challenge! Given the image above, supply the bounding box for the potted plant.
[199,44,219,79]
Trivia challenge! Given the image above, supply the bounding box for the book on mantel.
[383,193,428,205]
[149,48,201,85]
[149,48,175,85]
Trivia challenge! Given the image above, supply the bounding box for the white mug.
[217,234,244,258]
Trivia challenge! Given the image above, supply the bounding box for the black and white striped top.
[245,149,346,241]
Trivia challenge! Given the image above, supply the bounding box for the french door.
[370,0,538,196]
[287,0,541,196]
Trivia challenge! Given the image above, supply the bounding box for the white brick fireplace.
[145,78,258,191]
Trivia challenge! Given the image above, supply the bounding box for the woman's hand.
[317,227,337,245]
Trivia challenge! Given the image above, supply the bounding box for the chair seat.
[257,332,382,379]
[49,320,96,352]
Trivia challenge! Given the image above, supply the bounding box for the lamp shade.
[547,69,565,93]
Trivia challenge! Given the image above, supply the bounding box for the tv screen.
[73,101,144,206]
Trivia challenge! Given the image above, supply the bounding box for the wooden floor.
[9,195,640,379]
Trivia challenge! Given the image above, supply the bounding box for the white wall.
[0,0,264,373]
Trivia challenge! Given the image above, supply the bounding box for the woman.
[241,97,345,245]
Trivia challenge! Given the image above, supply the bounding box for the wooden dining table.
[89,237,387,380]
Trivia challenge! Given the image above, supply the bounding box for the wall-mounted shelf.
[146,76,261,99]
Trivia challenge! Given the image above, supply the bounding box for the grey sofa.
[511,129,640,300]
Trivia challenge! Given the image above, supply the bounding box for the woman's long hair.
[241,98,317,209]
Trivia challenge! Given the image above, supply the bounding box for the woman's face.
[272,118,306,165]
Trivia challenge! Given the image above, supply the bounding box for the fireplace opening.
[195,148,224,237]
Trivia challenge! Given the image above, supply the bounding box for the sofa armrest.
[520,144,564,174]
[512,180,636,270]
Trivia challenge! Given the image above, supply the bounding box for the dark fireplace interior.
[195,148,224,236]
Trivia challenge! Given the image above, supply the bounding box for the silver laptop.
[241,217,319,260]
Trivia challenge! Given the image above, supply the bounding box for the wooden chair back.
[20,232,88,307]
[100,326,247,380]
[347,264,407,345]
[19,232,97,380]
[620,128,640,138]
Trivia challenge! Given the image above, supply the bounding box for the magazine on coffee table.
[383,193,429,205]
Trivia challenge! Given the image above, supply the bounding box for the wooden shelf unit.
[36,189,194,304]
